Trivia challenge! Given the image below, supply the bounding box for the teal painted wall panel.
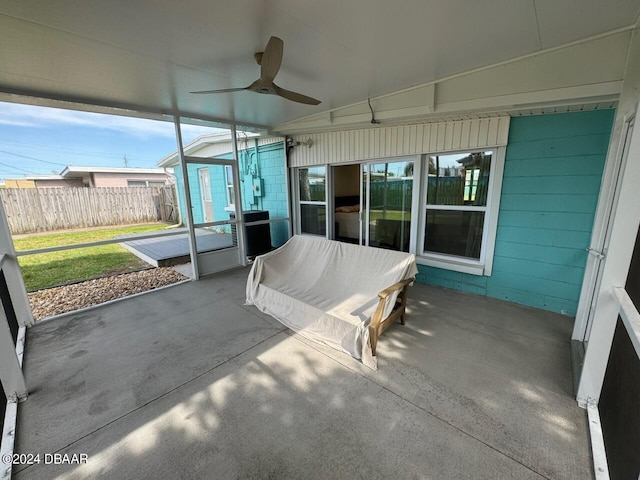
[491,255,586,284]
[493,241,587,268]
[500,175,603,195]
[498,194,599,213]
[506,112,615,140]
[505,133,612,159]
[496,225,555,246]
[503,155,606,176]
[497,210,597,231]
[419,110,615,316]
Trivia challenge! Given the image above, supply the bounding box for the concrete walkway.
[14,268,592,479]
[120,228,234,267]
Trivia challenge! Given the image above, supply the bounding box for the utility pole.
[124,155,129,167]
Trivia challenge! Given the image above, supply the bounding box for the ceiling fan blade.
[260,36,284,82]
[190,87,248,94]
[273,84,321,105]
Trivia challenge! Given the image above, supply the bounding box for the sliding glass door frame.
[294,158,420,254]
[360,156,421,254]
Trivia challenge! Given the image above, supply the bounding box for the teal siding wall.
[173,141,289,247]
[256,143,289,247]
[417,110,615,315]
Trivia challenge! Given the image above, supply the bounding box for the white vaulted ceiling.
[0,0,639,129]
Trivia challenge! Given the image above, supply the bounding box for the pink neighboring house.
[25,166,170,188]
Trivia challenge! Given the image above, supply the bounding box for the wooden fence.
[0,186,178,234]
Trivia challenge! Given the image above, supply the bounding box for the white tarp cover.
[246,235,418,369]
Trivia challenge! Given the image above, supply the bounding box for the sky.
[0,102,222,179]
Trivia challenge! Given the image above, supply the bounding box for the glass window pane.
[368,161,413,252]
[424,210,485,259]
[301,204,326,236]
[427,152,491,206]
[299,167,326,201]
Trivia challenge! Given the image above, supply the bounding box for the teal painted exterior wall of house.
[250,142,290,247]
[174,140,289,248]
[416,110,615,315]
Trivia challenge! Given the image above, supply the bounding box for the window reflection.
[424,151,492,260]
[427,152,491,206]
[299,167,326,202]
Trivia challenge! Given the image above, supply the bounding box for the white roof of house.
[24,174,64,180]
[61,166,167,176]
[17,167,168,182]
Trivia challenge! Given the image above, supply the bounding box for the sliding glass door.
[296,159,415,253]
[362,159,414,252]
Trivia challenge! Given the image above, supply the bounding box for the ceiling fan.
[191,36,321,105]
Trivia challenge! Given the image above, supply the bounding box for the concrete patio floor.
[13,268,592,479]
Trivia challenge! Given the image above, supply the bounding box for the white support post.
[577,22,640,402]
[0,201,33,327]
[230,125,247,266]
[174,117,200,280]
[0,307,27,402]
[577,104,640,405]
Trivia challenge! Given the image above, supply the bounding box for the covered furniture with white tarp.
[246,235,418,369]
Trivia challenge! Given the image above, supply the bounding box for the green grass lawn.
[15,224,169,292]
[369,210,411,222]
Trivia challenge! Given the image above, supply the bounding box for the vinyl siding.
[288,117,510,167]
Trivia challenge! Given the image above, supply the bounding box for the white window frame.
[224,165,235,210]
[417,147,505,276]
[198,168,212,202]
[127,180,146,187]
[293,165,329,237]
[126,179,166,187]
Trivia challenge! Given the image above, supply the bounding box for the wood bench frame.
[369,277,414,356]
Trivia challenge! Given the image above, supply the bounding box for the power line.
[0,161,37,174]
[0,139,150,161]
[0,149,67,166]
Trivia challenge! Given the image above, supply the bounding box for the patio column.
[576,26,640,405]
[0,200,29,402]
[174,117,199,279]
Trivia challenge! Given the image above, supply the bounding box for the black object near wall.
[230,210,272,257]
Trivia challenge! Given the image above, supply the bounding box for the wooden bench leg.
[369,328,378,357]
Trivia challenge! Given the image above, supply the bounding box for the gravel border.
[28,267,188,321]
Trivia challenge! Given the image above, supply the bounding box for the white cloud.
[0,102,226,140]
